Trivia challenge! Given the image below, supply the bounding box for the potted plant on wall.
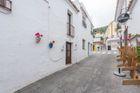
[35,32,43,43]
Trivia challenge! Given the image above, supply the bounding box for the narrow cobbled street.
[1,0,140,93]
[15,51,140,93]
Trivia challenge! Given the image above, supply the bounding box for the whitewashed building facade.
[0,0,94,93]
[105,21,120,50]
[115,0,140,46]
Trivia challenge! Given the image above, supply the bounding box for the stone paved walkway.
[15,52,140,93]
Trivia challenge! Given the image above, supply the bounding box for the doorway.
[66,42,72,64]
[88,42,90,56]
[108,45,111,50]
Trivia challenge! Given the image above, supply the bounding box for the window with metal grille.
[0,0,5,6]
[0,0,12,11]
[82,15,87,28]
[82,39,86,50]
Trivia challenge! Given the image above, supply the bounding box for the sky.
[79,0,117,28]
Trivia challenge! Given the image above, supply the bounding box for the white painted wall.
[130,38,137,46]
[93,38,101,42]
[127,0,140,34]
[0,0,94,93]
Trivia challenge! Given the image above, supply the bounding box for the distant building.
[105,21,120,50]
[0,0,94,93]
[93,26,107,51]
[130,34,140,47]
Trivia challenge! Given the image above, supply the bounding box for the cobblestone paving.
[15,52,140,93]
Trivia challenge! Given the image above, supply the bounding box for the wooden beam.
[122,67,130,71]
[123,79,140,85]
[122,66,135,71]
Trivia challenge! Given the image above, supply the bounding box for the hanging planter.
[49,41,55,49]
[35,32,43,43]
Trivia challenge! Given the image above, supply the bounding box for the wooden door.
[66,42,72,64]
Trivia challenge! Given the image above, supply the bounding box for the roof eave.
[67,0,79,13]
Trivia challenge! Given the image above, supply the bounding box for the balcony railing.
[0,0,12,11]
[67,23,75,37]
